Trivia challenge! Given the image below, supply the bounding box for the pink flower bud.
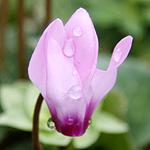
[28,8,133,136]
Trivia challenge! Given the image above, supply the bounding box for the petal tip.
[74,7,89,16]
[124,35,133,44]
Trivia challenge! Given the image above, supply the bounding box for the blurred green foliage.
[0,0,150,150]
[0,78,130,149]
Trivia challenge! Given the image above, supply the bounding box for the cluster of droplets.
[47,26,93,132]
[47,117,92,130]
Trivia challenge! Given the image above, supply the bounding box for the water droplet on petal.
[47,118,56,130]
[69,85,82,99]
[88,118,92,128]
[114,48,122,62]
[72,70,78,75]
[66,118,74,125]
[73,26,82,36]
[63,38,75,58]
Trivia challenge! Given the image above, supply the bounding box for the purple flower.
[28,8,133,136]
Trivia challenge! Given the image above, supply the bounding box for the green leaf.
[98,133,134,150]
[73,127,100,149]
[98,55,150,148]
[0,80,29,111]
[39,129,71,146]
[103,88,128,120]
[93,111,129,134]
[116,58,150,147]
[0,111,32,131]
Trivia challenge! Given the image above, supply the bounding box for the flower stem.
[32,93,43,150]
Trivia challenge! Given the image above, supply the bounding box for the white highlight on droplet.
[72,70,78,75]
[69,85,82,99]
[114,48,122,62]
[88,118,92,128]
[47,118,56,130]
[73,26,82,36]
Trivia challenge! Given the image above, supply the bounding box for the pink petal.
[107,35,133,71]
[46,94,90,136]
[89,69,117,117]
[65,8,99,86]
[46,37,82,106]
[28,19,67,98]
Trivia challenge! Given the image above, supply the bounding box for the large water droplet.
[88,118,92,128]
[72,70,78,75]
[66,118,74,125]
[63,38,75,58]
[114,48,122,62]
[47,118,56,130]
[73,26,82,36]
[69,85,82,99]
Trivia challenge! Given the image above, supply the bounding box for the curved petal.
[65,8,99,86]
[46,95,90,136]
[46,38,82,106]
[107,35,133,71]
[89,69,117,117]
[28,19,67,98]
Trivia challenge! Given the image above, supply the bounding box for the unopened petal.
[65,8,99,86]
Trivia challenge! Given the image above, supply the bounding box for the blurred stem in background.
[18,0,26,79]
[17,0,52,79]
[45,0,52,27]
[0,0,8,68]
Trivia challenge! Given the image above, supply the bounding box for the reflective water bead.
[66,118,74,125]
[73,26,82,36]
[63,38,75,58]
[88,118,92,128]
[114,48,122,62]
[72,70,78,75]
[47,118,56,130]
[69,85,82,99]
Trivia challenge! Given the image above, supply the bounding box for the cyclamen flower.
[28,8,133,136]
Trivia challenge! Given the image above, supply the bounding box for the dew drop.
[73,26,82,36]
[88,118,92,128]
[47,118,56,130]
[66,118,74,125]
[63,38,75,58]
[114,48,122,62]
[72,70,78,75]
[69,85,82,99]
